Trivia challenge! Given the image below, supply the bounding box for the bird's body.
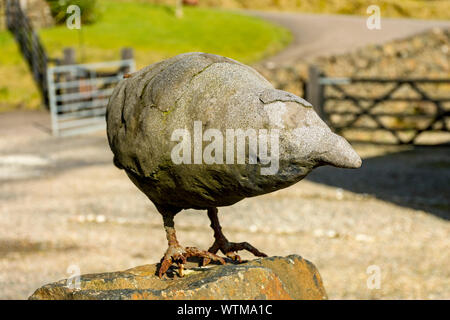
[106,52,361,277]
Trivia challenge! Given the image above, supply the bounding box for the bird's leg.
[203,207,267,266]
[159,213,185,278]
[158,212,225,278]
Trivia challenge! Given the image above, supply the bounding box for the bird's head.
[260,89,362,170]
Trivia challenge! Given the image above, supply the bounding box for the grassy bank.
[0,0,291,111]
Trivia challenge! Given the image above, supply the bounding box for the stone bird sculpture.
[106,52,361,278]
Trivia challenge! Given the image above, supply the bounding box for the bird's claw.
[158,245,225,278]
[203,239,267,266]
[225,251,242,263]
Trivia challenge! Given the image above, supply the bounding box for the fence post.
[62,47,76,65]
[307,65,325,120]
[121,47,134,60]
[121,47,134,74]
[61,47,77,96]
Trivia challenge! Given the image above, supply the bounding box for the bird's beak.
[319,132,362,169]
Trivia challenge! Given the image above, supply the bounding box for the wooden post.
[301,78,307,99]
[61,47,76,95]
[121,47,134,60]
[62,47,76,65]
[307,65,325,120]
[175,0,183,18]
[120,47,134,74]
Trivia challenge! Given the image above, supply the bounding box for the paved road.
[249,11,450,66]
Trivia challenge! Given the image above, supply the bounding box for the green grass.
[0,0,291,111]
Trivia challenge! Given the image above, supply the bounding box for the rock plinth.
[29,255,327,300]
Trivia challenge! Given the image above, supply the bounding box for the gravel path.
[0,111,448,299]
[1,12,449,301]
[249,11,450,66]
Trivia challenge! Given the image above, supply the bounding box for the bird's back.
[106,52,361,210]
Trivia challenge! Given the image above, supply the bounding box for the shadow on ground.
[307,145,450,220]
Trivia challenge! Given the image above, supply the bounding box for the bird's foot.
[203,238,267,266]
[158,245,225,278]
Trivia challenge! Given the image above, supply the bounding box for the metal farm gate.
[6,0,135,136]
[307,66,450,145]
[47,60,135,136]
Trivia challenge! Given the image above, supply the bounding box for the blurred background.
[0,0,449,299]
